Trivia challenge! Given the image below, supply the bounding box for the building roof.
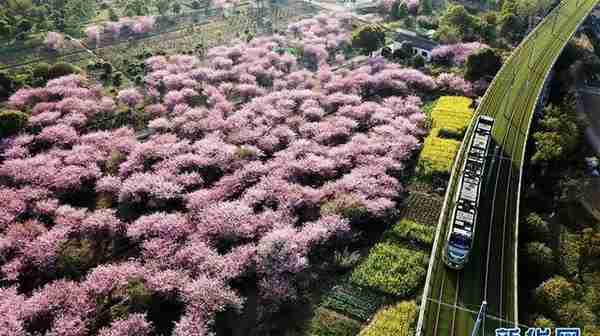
[393,29,438,51]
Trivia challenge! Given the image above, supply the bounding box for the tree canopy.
[351,25,386,55]
[532,103,581,164]
[465,48,502,81]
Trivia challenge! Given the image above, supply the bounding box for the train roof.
[478,115,495,124]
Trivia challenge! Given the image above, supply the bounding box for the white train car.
[443,115,495,270]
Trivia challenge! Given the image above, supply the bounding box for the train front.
[443,231,472,270]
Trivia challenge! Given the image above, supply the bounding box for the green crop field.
[417,0,600,335]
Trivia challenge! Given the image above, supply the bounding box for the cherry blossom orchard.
[0,14,475,336]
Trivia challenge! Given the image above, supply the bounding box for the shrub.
[413,55,425,68]
[350,243,428,297]
[333,247,362,271]
[360,301,418,336]
[57,238,99,280]
[32,62,51,84]
[383,219,435,247]
[322,194,370,223]
[309,308,362,336]
[417,15,438,29]
[48,62,80,79]
[0,71,18,101]
[437,127,464,140]
[322,283,388,321]
[112,72,123,87]
[0,110,28,137]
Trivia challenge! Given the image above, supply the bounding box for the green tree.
[441,5,480,38]
[155,0,170,16]
[434,24,461,44]
[437,4,484,41]
[393,2,409,20]
[523,213,550,242]
[523,241,555,277]
[112,72,123,87]
[532,104,580,164]
[580,228,600,273]
[6,0,33,15]
[465,48,502,80]
[501,0,519,16]
[517,0,553,25]
[0,110,28,138]
[559,174,588,205]
[500,13,525,43]
[556,302,595,327]
[404,17,416,29]
[555,42,583,72]
[421,0,433,15]
[108,7,119,21]
[483,12,498,25]
[48,62,79,79]
[582,56,600,82]
[0,17,13,39]
[190,0,202,9]
[534,276,576,310]
[0,72,18,101]
[15,19,32,40]
[351,25,385,55]
[172,2,182,15]
[413,54,425,68]
[392,42,414,61]
[47,0,97,33]
[124,0,149,16]
[32,62,51,86]
[584,326,600,336]
[0,71,13,96]
[417,15,439,29]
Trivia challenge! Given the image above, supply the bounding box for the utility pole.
[470,301,487,336]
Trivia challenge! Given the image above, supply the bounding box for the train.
[442,115,495,270]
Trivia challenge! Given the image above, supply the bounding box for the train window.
[479,123,492,131]
[449,233,470,248]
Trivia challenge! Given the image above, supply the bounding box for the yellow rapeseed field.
[430,96,474,134]
[418,96,474,177]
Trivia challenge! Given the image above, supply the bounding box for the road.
[416,0,600,335]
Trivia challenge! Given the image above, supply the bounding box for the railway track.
[417,0,599,334]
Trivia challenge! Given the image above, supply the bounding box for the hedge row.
[350,243,429,298]
[359,301,418,336]
[322,282,388,322]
